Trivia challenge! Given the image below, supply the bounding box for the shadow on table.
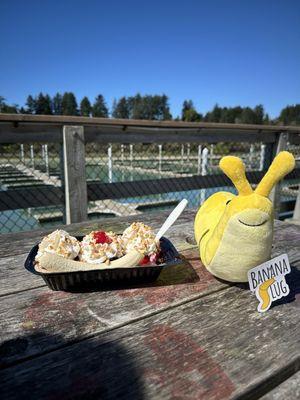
[272,266,300,307]
[62,258,200,293]
[215,266,300,309]
[0,331,145,400]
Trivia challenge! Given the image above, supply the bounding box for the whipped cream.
[79,231,124,264]
[122,222,159,256]
[36,230,80,262]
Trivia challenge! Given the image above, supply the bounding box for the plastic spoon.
[155,199,188,241]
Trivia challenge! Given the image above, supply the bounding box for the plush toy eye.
[226,200,231,205]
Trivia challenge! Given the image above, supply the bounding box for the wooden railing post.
[293,186,300,222]
[270,132,288,218]
[63,125,88,224]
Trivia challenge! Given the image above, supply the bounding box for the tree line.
[0,93,299,125]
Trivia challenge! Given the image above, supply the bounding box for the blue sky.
[0,0,299,118]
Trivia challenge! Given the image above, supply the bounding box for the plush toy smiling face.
[194,151,295,282]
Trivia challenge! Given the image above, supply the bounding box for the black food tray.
[25,236,181,291]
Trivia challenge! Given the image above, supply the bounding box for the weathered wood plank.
[0,221,299,368]
[0,247,224,367]
[63,125,88,223]
[1,113,300,133]
[270,132,289,218]
[1,275,300,399]
[84,128,276,144]
[260,371,300,400]
[0,124,278,144]
[0,129,277,145]
[0,253,44,297]
[293,184,300,222]
[0,123,62,143]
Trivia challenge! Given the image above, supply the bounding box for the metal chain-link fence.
[280,141,300,218]
[0,139,299,233]
[85,141,299,218]
[0,143,64,233]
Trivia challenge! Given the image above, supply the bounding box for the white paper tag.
[247,254,291,313]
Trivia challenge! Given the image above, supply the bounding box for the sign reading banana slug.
[247,254,291,313]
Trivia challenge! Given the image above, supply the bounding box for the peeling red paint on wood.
[118,252,216,305]
[143,324,235,399]
[23,291,87,331]
[1,215,300,399]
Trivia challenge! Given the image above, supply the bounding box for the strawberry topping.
[93,231,112,244]
[139,255,150,265]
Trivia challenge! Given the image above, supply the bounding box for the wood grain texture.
[63,126,88,223]
[0,123,62,143]
[1,113,300,132]
[0,124,279,144]
[84,128,276,144]
[1,278,300,400]
[0,221,299,369]
[260,371,300,400]
[0,253,44,297]
[0,247,223,367]
[270,132,289,218]
[293,184,300,221]
[0,214,300,398]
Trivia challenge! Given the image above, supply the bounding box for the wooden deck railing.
[0,114,300,224]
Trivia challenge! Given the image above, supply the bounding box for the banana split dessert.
[34,223,161,273]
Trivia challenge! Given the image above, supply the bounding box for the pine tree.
[160,94,172,120]
[181,100,201,121]
[80,96,92,117]
[61,92,78,115]
[279,105,300,125]
[92,95,109,117]
[128,94,143,119]
[0,96,19,113]
[263,113,270,124]
[240,107,255,124]
[0,96,6,112]
[253,105,264,124]
[26,95,36,114]
[206,104,222,122]
[35,93,52,115]
[52,93,63,115]
[112,97,129,119]
[44,94,52,115]
[181,100,194,120]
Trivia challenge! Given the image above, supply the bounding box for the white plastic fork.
[155,199,188,241]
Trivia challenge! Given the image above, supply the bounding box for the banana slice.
[35,249,144,274]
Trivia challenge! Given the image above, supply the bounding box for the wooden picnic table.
[0,209,300,400]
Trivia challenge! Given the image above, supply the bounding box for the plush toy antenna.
[255,151,295,197]
[219,156,253,195]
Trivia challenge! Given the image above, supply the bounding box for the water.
[85,163,193,182]
[0,159,296,233]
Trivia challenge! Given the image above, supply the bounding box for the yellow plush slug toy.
[194,151,295,282]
